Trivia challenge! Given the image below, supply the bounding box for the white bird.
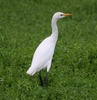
[26,12,72,87]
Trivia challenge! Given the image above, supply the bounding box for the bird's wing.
[32,37,55,67]
[28,37,56,75]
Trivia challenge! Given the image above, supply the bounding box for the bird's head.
[53,12,72,20]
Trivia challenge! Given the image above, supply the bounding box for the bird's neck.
[51,17,58,42]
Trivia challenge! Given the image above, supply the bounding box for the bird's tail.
[26,67,36,76]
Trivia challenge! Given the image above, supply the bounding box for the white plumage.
[26,12,72,86]
[27,36,55,75]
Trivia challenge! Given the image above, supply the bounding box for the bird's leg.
[39,70,44,86]
[46,71,48,89]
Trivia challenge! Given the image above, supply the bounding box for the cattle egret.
[26,12,72,87]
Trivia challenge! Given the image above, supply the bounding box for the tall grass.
[0,0,97,99]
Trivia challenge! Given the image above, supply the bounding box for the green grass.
[0,0,97,99]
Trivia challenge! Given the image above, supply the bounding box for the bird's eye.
[60,14,63,16]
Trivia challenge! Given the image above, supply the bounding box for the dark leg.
[39,70,44,86]
[46,71,48,89]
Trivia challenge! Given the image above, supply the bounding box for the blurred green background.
[0,0,97,99]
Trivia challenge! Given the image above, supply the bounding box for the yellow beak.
[63,13,72,17]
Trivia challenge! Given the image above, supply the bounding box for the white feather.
[26,12,72,76]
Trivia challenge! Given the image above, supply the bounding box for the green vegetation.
[0,0,97,99]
